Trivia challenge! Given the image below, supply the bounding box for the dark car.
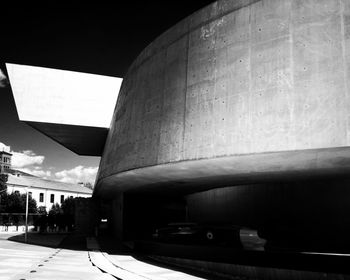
[152,222,242,247]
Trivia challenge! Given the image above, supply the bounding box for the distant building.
[1,148,92,210]
[0,151,12,173]
[6,174,92,210]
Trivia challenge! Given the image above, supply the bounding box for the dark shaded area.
[123,194,187,240]
[96,176,350,278]
[8,232,66,249]
[2,3,214,78]
[58,233,88,250]
[26,122,108,156]
[134,241,350,276]
[185,177,350,254]
[7,232,91,251]
[114,176,350,254]
[96,232,234,280]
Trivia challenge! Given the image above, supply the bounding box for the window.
[39,193,44,202]
[60,195,64,203]
[50,194,54,203]
[14,190,19,194]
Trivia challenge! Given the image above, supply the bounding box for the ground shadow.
[7,232,90,251]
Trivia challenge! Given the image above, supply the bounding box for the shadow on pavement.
[7,232,97,252]
[8,232,67,248]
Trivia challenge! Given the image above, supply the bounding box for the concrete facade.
[0,151,12,173]
[7,174,92,210]
[96,0,350,195]
[88,0,350,252]
[7,0,350,255]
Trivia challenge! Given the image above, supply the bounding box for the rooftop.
[7,174,93,195]
[0,151,12,156]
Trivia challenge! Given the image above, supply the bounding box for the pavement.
[0,232,114,280]
[0,232,207,280]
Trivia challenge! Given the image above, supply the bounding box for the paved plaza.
[0,232,113,280]
[0,232,205,280]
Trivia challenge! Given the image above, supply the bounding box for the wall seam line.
[340,0,350,145]
[182,29,190,159]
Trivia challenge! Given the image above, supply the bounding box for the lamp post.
[3,182,31,241]
[25,187,29,243]
[0,189,5,231]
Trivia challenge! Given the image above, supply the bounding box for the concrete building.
[0,151,12,173]
[6,0,350,253]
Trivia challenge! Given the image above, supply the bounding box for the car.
[152,222,242,247]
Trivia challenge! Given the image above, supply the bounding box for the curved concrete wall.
[97,0,350,191]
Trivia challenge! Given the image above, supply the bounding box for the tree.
[61,197,75,231]
[35,206,48,232]
[0,192,37,213]
[49,203,62,216]
[0,174,8,192]
[22,193,38,213]
[0,192,37,228]
[84,182,94,190]
[37,206,47,215]
[61,197,75,216]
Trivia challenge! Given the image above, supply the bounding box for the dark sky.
[0,2,214,183]
[2,3,214,77]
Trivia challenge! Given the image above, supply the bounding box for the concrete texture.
[96,0,350,194]
[95,146,350,196]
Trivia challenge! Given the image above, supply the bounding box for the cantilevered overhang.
[95,147,350,198]
[6,63,122,156]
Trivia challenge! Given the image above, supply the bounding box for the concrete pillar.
[111,193,124,241]
[75,197,98,235]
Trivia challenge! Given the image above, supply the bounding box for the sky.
[1,3,213,184]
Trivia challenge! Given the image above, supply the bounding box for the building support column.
[111,193,124,241]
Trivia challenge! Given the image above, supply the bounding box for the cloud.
[0,142,45,168]
[0,141,97,183]
[0,69,8,88]
[1,141,50,178]
[54,165,98,184]
[0,142,11,152]
[11,150,45,168]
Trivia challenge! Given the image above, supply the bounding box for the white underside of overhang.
[6,63,122,156]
